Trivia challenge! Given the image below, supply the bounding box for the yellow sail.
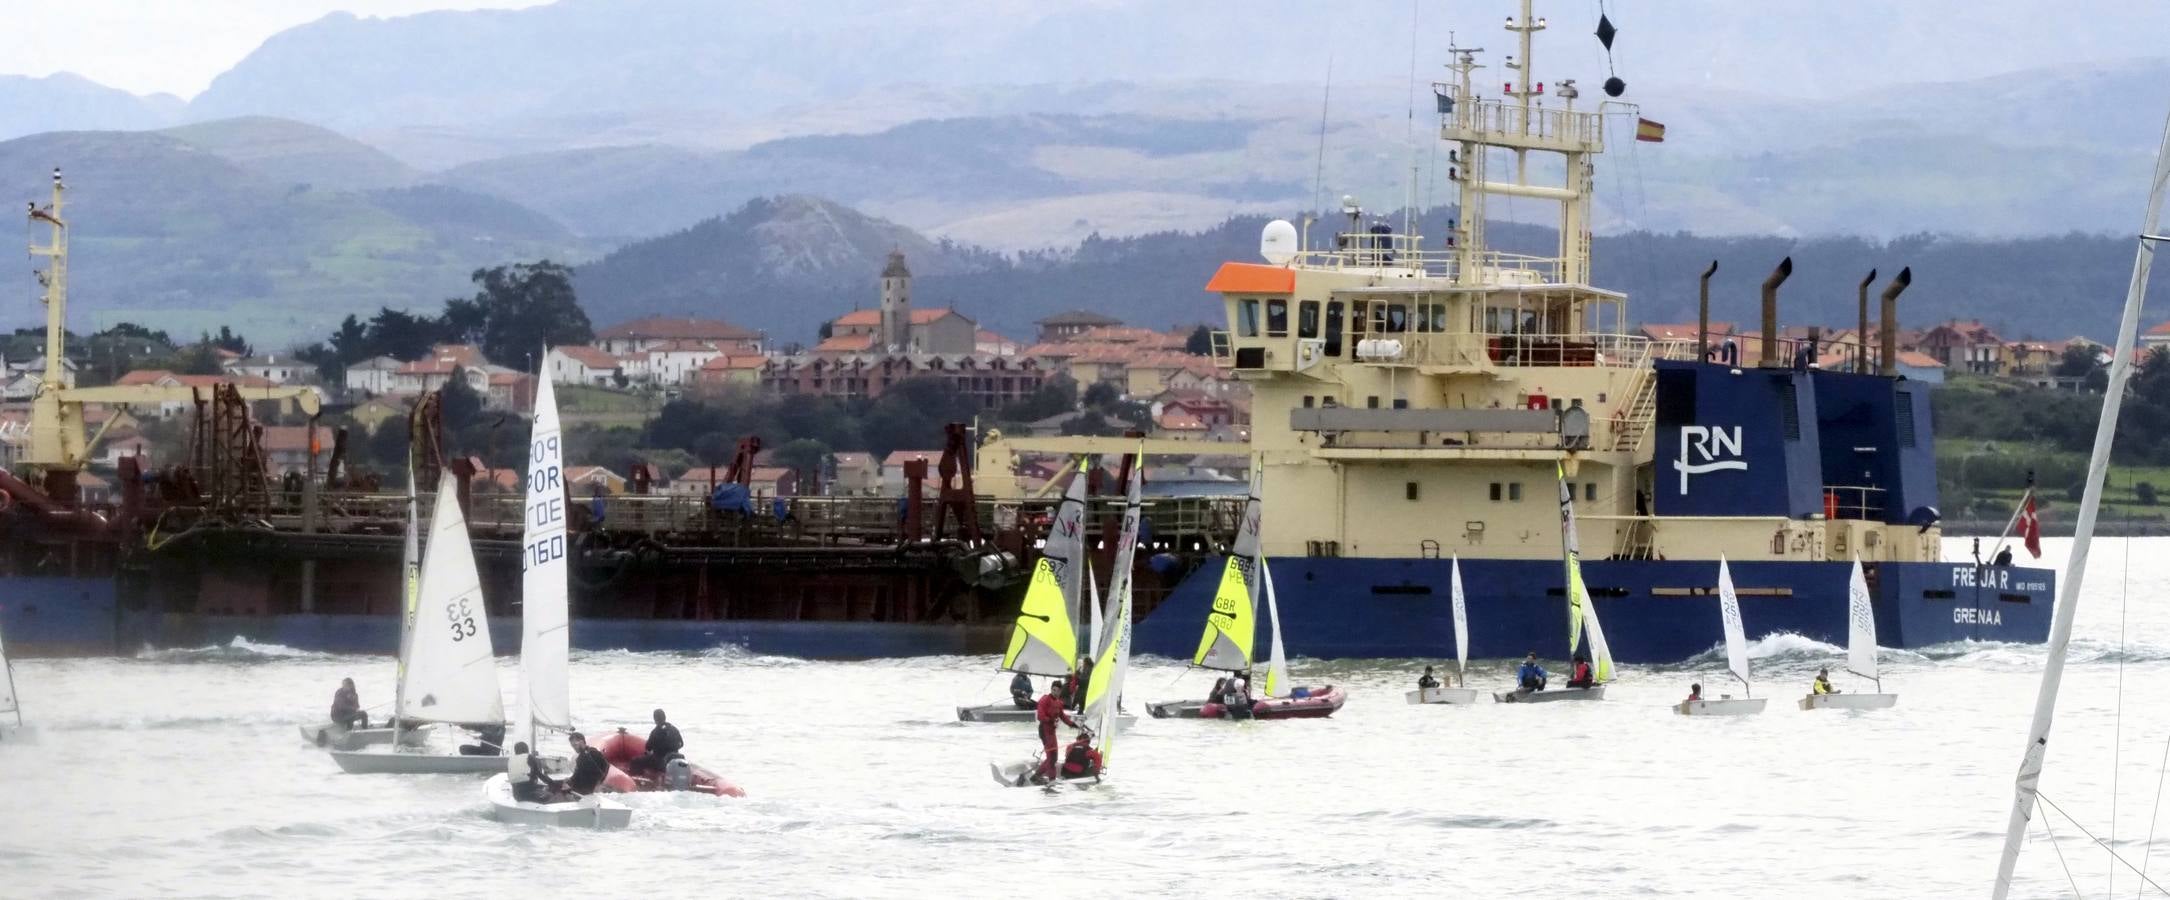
[1002,556,1078,676]
[1192,556,1257,670]
[1558,462,1613,683]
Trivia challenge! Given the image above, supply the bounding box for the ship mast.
[25,168,82,471]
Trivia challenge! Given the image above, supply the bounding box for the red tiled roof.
[881,450,942,468]
[597,316,759,342]
[552,345,620,369]
[1895,350,1945,368]
[700,354,766,371]
[116,369,175,386]
[1156,409,1207,431]
[1036,309,1122,327]
[832,308,962,327]
[813,334,876,352]
[2147,321,2170,337]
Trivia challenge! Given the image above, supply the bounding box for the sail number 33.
[446,598,479,641]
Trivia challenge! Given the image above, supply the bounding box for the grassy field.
[1938,441,2170,524]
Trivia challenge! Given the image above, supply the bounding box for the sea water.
[5,537,2170,898]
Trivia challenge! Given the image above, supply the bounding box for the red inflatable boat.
[1199,685,1347,720]
[594,728,747,798]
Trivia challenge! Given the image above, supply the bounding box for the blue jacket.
[1518,661,1547,682]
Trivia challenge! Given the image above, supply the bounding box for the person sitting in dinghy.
[1812,668,1841,695]
[330,678,368,730]
[1220,672,1255,719]
[630,709,683,776]
[459,723,506,756]
[566,732,611,796]
[1418,666,1441,690]
[510,742,567,803]
[1685,684,1703,703]
[1566,654,1595,689]
[1517,654,1548,691]
[1009,671,1034,709]
[1060,730,1102,780]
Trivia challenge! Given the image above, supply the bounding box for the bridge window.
[1302,395,1315,408]
[1367,396,1380,408]
[1489,482,1502,501]
[1509,482,1523,501]
[1406,482,1420,501]
[1585,483,1597,502]
[1298,300,1319,339]
[1237,299,1260,337]
[1266,300,1289,337]
[1324,301,1345,356]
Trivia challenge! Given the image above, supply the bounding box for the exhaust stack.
[1880,267,1912,376]
[1760,257,1793,368]
[1856,269,1877,373]
[1698,260,1719,360]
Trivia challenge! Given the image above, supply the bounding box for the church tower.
[879,249,911,352]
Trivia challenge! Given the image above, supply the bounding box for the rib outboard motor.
[664,758,694,791]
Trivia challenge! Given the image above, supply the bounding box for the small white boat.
[1677,558,1767,717]
[1497,466,1617,704]
[1799,558,1898,711]
[339,471,510,775]
[483,772,630,829]
[1495,686,1606,704]
[305,463,429,754]
[1408,556,1478,705]
[298,722,417,749]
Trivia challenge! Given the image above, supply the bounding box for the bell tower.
[879,249,912,351]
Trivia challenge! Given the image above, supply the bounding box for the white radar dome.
[1259,219,1299,265]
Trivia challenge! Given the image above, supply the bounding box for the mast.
[1990,108,2170,898]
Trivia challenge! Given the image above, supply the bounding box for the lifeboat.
[594,728,745,798]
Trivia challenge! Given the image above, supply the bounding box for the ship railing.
[1822,485,1889,522]
[1441,98,1605,150]
[1478,330,1658,368]
[1291,233,1457,277]
[1463,250,1563,285]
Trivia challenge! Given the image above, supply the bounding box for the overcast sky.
[5,1,549,97]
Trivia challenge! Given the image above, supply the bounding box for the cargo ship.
[1132,2,2053,663]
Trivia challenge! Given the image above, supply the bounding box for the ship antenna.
[1312,49,1335,239]
[1403,0,1420,240]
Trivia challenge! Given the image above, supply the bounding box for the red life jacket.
[1574,662,1592,682]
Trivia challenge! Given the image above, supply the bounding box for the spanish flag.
[1635,118,1666,143]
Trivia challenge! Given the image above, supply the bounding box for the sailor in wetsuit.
[1517,653,1548,691]
[1812,668,1841,696]
[460,723,506,756]
[631,708,683,776]
[1220,672,1254,720]
[1418,666,1441,690]
[509,741,562,803]
[565,732,611,796]
[330,678,368,730]
[1034,682,1079,782]
[1060,730,1102,780]
[1009,671,1034,709]
[1566,653,1595,689]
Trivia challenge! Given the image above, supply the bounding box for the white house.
[344,356,402,395]
[632,339,723,387]
[546,345,622,386]
[224,354,306,385]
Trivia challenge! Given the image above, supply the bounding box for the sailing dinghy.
[958,461,1086,724]
[994,450,1140,787]
[484,376,632,829]
[1147,470,1262,719]
[1798,557,1897,710]
[332,471,510,773]
[300,462,428,751]
[1496,464,1615,703]
[1407,556,1479,705]
[1676,557,1767,716]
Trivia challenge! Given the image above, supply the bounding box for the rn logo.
[1674,425,1749,494]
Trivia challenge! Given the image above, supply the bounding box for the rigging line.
[1313,51,1336,225]
[2041,808,2089,900]
[1404,0,1420,238]
[2039,792,2170,896]
[2137,704,2170,900]
[2116,527,2133,896]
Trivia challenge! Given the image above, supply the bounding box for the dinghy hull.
[956,703,1038,723]
[1146,699,1209,719]
[1675,698,1768,716]
[1251,686,1346,719]
[1798,693,1897,710]
[299,722,424,750]
[1493,686,1606,703]
[329,748,507,774]
[1406,687,1480,705]
[483,773,632,829]
[989,756,1099,789]
[0,723,36,743]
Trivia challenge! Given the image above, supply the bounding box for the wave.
[1913,637,2170,666]
[1662,632,1845,672]
[133,636,333,663]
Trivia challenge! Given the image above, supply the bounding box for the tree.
[1082,380,1121,409]
[1060,411,1115,437]
[773,438,830,493]
[207,326,252,356]
[2054,344,2099,378]
[365,307,442,361]
[1185,324,1213,356]
[162,343,224,375]
[2138,481,2160,506]
[468,261,592,371]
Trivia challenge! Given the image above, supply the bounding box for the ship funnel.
[1760,257,1793,367]
[1856,269,1877,373]
[1698,260,1718,359]
[1880,266,1912,376]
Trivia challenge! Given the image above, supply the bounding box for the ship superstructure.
[1135,0,2054,662]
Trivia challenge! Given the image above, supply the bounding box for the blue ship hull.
[1134,556,2054,663]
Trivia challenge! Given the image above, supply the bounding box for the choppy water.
[8,538,2170,897]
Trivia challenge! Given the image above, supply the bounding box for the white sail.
[1261,557,1290,699]
[0,605,16,720]
[1049,461,1090,658]
[397,471,506,726]
[1844,557,1877,684]
[518,374,573,747]
[1717,557,1751,691]
[1450,555,1469,682]
[392,462,421,726]
[1086,556,1103,659]
[1581,584,1615,684]
[1085,455,1144,730]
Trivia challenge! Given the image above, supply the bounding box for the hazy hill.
[0,123,589,345]
[160,117,422,191]
[0,73,182,140]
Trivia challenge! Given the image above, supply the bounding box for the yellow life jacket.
[1812,678,1832,695]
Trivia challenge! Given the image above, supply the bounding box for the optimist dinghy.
[994,448,1140,788]
[486,376,634,828]
[1497,464,1615,704]
[303,462,430,752]
[1407,556,1479,705]
[332,471,510,774]
[1800,557,1898,711]
[1675,558,1768,716]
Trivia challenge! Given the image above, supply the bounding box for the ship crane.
[18,170,319,504]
